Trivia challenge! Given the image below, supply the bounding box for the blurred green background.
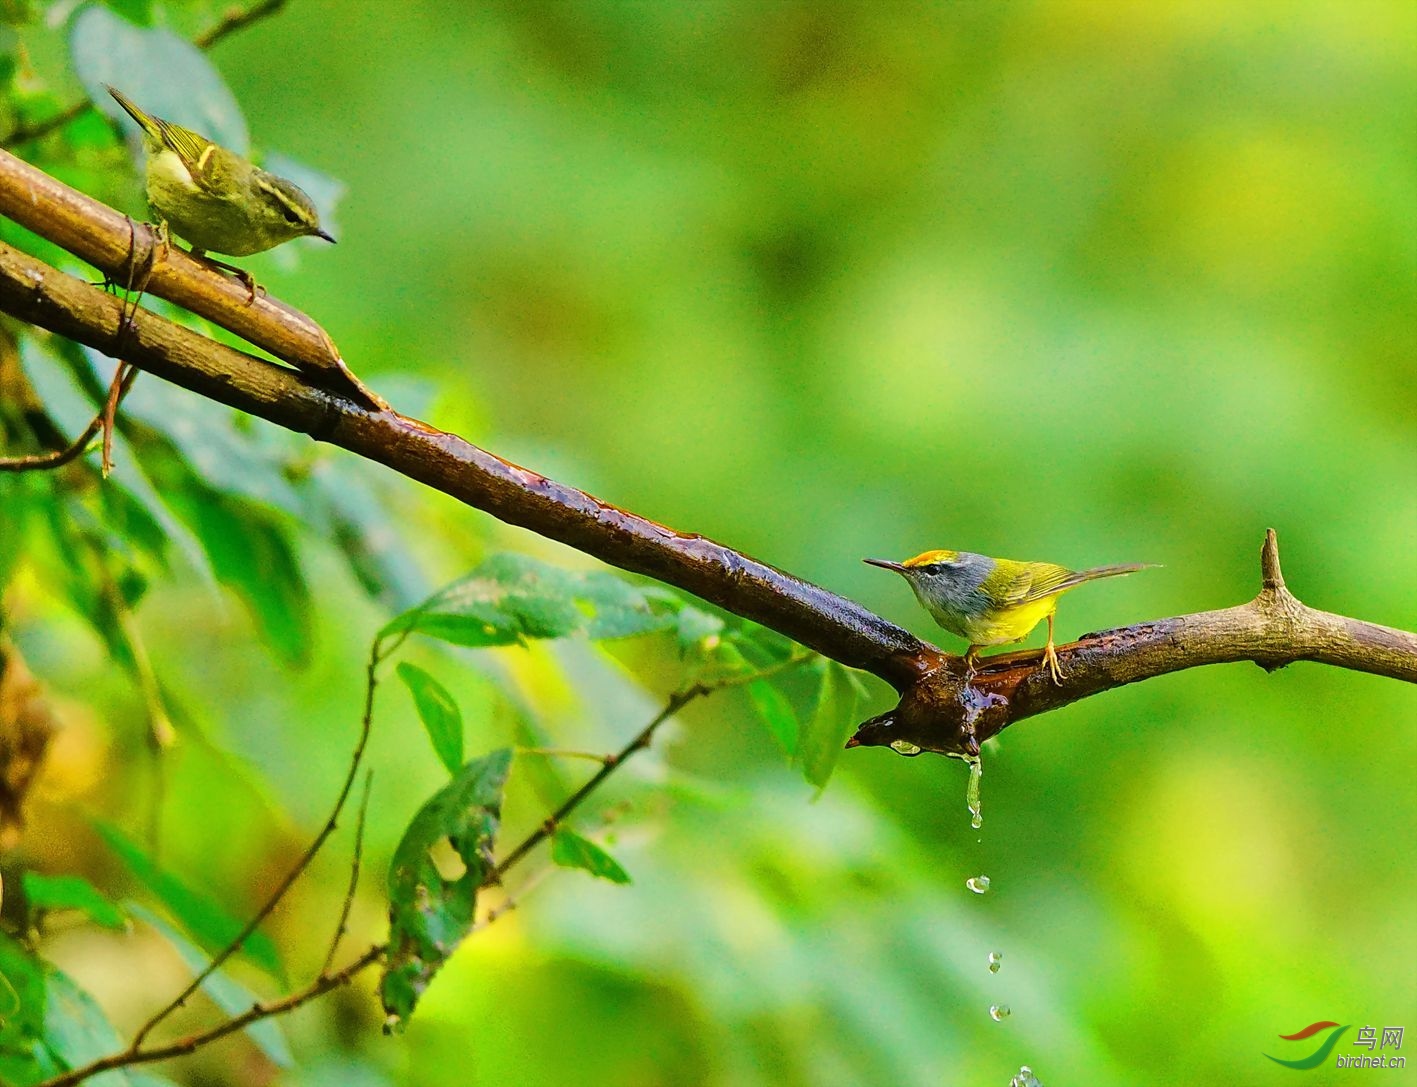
[9,1,1417,1085]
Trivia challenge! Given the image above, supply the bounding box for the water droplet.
[989,1003,1011,1021]
[988,951,1002,973]
[966,875,991,894]
[889,739,923,756]
[965,753,983,829]
[1009,1066,1043,1087]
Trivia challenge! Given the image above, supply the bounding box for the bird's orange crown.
[902,549,960,568]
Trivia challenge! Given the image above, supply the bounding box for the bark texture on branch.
[1,157,1413,760]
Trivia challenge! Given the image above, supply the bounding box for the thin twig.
[40,652,810,1086]
[35,944,384,1087]
[128,633,390,1049]
[320,769,373,977]
[193,0,288,48]
[489,651,811,882]
[1,0,290,148]
[0,364,139,472]
[516,748,614,764]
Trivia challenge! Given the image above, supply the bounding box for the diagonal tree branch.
[1,158,1412,764]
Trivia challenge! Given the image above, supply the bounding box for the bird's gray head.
[252,171,335,244]
[863,549,994,614]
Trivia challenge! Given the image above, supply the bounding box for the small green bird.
[865,549,1153,682]
[104,84,333,297]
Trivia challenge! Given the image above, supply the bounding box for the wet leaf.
[381,749,511,1031]
[381,554,677,648]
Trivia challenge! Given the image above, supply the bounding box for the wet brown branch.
[1,157,1412,766]
[849,530,1417,757]
[0,231,929,689]
[0,150,381,406]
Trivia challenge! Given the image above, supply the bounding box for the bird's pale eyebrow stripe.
[196,143,217,173]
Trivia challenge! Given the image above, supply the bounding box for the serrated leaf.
[22,873,124,930]
[381,554,676,648]
[94,822,284,983]
[396,662,464,775]
[72,5,249,154]
[747,678,799,757]
[125,902,291,1069]
[798,661,861,790]
[551,829,631,884]
[381,749,511,1030]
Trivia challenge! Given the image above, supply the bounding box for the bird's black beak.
[315,229,337,244]
[863,557,906,574]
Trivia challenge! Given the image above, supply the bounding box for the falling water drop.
[989,1003,1011,1022]
[965,875,991,894]
[988,951,1002,973]
[965,753,983,829]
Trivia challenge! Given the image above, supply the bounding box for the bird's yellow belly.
[145,151,256,255]
[960,596,1058,647]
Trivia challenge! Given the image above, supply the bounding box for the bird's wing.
[995,563,1078,606]
[152,118,223,192]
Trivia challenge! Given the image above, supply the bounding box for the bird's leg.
[964,646,981,679]
[190,247,263,305]
[1042,614,1064,684]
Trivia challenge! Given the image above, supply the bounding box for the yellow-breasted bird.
[864,550,1153,683]
[104,84,333,298]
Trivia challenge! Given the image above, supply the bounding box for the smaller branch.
[516,748,615,765]
[193,0,288,48]
[0,362,139,472]
[129,633,389,1048]
[2,0,290,148]
[488,688,700,881]
[320,769,373,977]
[36,944,384,1087]
[489,650,813,882]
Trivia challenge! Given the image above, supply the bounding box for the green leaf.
[396,662,464,775]
[381,554,676,648]
[71,5,249,155]
[21,873,124,930]
[381,749,512,1030]
[551,829,631,884]
[798,661,862,790]
[0,931,49,1085]
[747,678,799,757]
[125,903,292,1069]
[41,964,134,1087]
[94,822,284,983]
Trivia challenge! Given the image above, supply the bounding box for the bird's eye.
[281,206,302,225]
